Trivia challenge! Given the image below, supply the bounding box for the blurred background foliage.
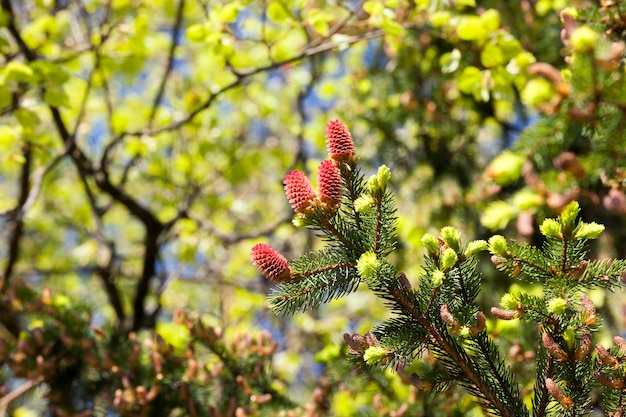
[0,0,624,415]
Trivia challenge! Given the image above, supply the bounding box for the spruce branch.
[388,284,527,417]
[253,122,626,417]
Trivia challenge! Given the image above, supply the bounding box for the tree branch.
[124,29,387,138]
[147,0,186,128]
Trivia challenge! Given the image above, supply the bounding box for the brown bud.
[614,336,626,355]
[554,152,586,178]
[236,375,251,395]
[595,41,625,70]
[344,333,367,355]
[364,331,379,347]
[568,102,598,123]
[146,384,160,402]
[251,393,272,405]
[580,293,598,325]
[594,371,625,389]
[440,304,459,329]
[410,373,434,391]
[31,328,45,346]
[546,378,573,409]
[603,189,626,215]
[491,307,520,320]
[398,272,412,291]
[542,333,569,361]
[596,344,619,367]
[547,188,580,212]
[569,260,588,279]
[136,385,147,403]
[529,62,563,86]
[41,287,53,305]
[559,10,578,44]
[574,333,592,361]
[470,312,487,336]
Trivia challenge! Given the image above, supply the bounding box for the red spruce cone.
[250,243,291,282]
[317,159,343,210]
[284,170,316,213]
[325,119,356,162]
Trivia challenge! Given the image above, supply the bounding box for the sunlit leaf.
[480,44,504,68]
[14,108,40,132]
[457,66,482,94]
[43,87,69,107]
[480,9,500,31]
[440,49,461,74]
[456,16,488,42]
[3,61,35,84]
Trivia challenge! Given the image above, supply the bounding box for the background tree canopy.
[0,0,625,415]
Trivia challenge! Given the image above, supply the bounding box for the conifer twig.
[388,285,522,417]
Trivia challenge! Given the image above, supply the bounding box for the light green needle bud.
[292,214,307,228]
[367,174,379,195]
[440,226,461,252]
[465,240,488,256]
[560,201,580,226]
[574,222,605,240]
[363,345,389,365]
[547,297,568,315]
[539,218,562,238]
[563,327,576,350]
[481,201,517,231]
[354,195,375,213]
[377,165,391,188]
[570,26,598,52]
[488,235,508,255]
[421,233,439,255]
[458,326,471,338]
[512,188,544,210]
[357,252,380,280]
[440,248,458,270]
[486,151,525,185]
[500,293,518,310]
[432,269,445,287]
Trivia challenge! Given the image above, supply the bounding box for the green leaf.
[363,0,385,16]
[156,321,190,353]
[173,154,192,174]
[3,61,35,84]
[0,85,12,109]
[430,11,450,27]
[498,35,523,61]
[186,23,208,42]
[43,86,69,107]
[380,15,405,36]
[306,8,333,36]
[480,9,500,31]
[14,108,40,133]
[457,66,482,94]
[456,16,488,42]
[267,1,291,23]
[30,61,70,85]
[440,49,461,74]
[219,2,243,23]
[0,125,18,146]
[480,44,504,68]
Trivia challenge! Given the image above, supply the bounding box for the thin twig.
[0,375,45,415]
